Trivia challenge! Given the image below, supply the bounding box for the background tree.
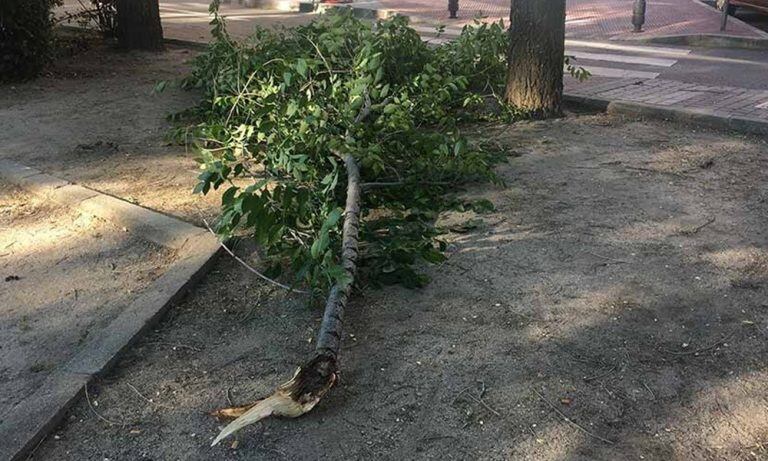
[115,0,163,50]
[505,0,567,118]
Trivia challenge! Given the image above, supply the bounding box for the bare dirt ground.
[0,34,221,225]
[0,183,175,418]
[6,27,768,461]
[29,115,768,460]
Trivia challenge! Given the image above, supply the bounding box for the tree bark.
[116,0,164,50]
[504,0,566,119]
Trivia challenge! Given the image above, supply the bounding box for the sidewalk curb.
[619,33,768,50]
[564,94,768,136]
[0,161,221,461]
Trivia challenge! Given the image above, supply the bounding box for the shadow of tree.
[27,114,768,461]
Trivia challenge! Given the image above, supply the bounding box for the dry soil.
[4,30,768,461]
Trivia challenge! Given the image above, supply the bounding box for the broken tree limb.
[211,152,362,446]
[315,152,361,359]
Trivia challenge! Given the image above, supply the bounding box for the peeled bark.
[115,0,164,50]
[504,0,566,118]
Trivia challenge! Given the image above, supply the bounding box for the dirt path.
[25,109,768,460]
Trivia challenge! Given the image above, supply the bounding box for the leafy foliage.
[175,7,548,294]
[0,0,61,81]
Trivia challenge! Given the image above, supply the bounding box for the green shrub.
[0,0,61,81]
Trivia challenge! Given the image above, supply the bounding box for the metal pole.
[632,0,646,33]
[720,0,730,31]
[448,0,459,19]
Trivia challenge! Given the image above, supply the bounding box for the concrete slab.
[0,161,221,461]
[77,193,206,250]
[64,236,221,376]
[0,371,90,461]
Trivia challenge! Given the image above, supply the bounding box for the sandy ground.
[28,111,768,460]
[0,183,175,418]
[4,26,768,461]
[0,35,221,226]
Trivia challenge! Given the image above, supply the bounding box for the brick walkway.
[371,0,768,40]
[55,0,768,130]
[565,76,768,122]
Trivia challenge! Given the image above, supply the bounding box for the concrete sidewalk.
[564,75,768,134]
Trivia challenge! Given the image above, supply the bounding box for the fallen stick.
[532,388,614,445]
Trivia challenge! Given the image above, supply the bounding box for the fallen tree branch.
[211,153,361,446]
[211,96,366,444]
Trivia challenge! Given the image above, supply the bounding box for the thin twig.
[454,385,501,417]
[532,388,614,445]
[125,382,172,409]
[84,385,123,426]
[584,251,628,264]
[583,366,617,382]
[145,341,202,352]
[679,217,715,236]
[201,218,308,294]
[663,330,737,356]
[464,392,501,417]
[641,382,656,400]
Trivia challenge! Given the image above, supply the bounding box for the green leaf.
[295,58,308,78]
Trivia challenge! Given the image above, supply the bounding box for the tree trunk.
[116,0,164,50]
[504,0,566,119]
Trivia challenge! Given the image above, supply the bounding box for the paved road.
[565,40,768,90]
[373,0,768,39]
[56,0,768,117]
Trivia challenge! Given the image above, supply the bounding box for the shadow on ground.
[24,113,768,461]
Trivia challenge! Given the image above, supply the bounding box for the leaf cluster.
[176,7,515,294]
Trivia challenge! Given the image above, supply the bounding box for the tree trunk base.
[116,0,164,51]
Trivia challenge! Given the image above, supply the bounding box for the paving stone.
[0,162,221,461]
[49,184,100,208]
[77,194,206,250]
[64,235,220,376]
[14,173,69,197]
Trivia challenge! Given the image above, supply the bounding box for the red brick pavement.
[373,0,768,40]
